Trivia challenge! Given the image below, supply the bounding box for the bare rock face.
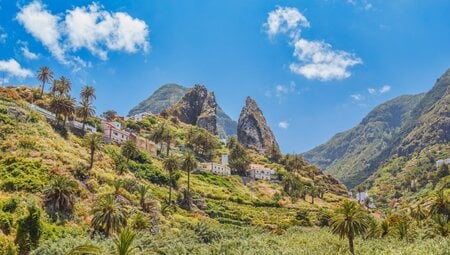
[166,85,218,134]
[237,97,279,153]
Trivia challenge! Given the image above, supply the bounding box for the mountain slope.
[128,83,237,138]
[305,68,450,190]
[304,94,423,188]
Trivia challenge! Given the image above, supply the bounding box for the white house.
[436,158,450,168]
[101,121,130,144]
[200,154,231,176]
[247,164,275,181]
[355,191,376,209]
[125,112,153,122]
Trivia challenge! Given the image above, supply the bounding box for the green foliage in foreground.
[32,226,450,255]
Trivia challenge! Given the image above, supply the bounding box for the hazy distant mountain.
[128,83,237,138]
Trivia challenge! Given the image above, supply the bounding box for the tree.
[44,175,78,219]
[136,184,149,212]
[429,188,449,216]
[267,142,282,163]
[182,151,197,210]
[162,126,175,156]
[77,99,95,134]
[163,154,179,205]
[102,110,118,121]
[149,123,166,155]
[15,203,42,255]
[50,95,75,126]
[331,200,368,255]
[228,141,250,176]
[91,194,127,237]
[114,228,138,255]
[84,133,103,169]
[80,85,96,103]
[51,76,71,96]
[121,140,139,163]
[36,66,54,96]
[283,154,304,172]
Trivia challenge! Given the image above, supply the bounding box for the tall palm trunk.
[168,170,172,205]
[166,141,171,156]
[348,234,354,255]
[40,81,45,97]
[89,147,95,169]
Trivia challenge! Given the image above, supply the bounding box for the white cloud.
[278,121,290,129]
[265,81,297,103]
[264,7,362,81]
[264,6,309,39]
[20,44,40,60]
[379,85,391,93]
[16,1,65,63]
[65,3,149,60]
[350,94,364,101]
[0,59,33,83]
[347,0,373,10]
[368,85,391,95]
[290,39,362,81]
[16,1,150,68]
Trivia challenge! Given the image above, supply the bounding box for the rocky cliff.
[128,83,237,138]
[165,85,218,134]
[237,97,279,153]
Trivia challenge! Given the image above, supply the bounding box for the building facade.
[436,158,450,168]
[130,134,157,157]
[200,154,231,176]
[101,121,130,144]
[247,164,275,180]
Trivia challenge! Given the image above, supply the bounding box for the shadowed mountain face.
[128,83,237,138]
[304,68,450,189]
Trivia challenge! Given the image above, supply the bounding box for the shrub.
[316,207,332,227]
[134,164,170,185]
[293,208,312,227]
[18,137,36,150]
[0,235,17,255]
[0,157,49,192]
[0,212,13,235]
[1,197,19,213]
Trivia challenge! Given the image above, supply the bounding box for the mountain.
[305,68,450,190]
[165,85,218,134]
[238,97,279,153]
[128,83,237,138]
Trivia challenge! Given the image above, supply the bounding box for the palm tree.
[162,127,174,156]
[37,66,54,96]
[59,76,71,95]
[44,175,78,218]
[81,85,96,103]
[49,95,75,125]
[136,184,149,212]
[429,189,449,216]
[91,194,127,237]
[65,245,101,255]
[410,204,427,227]
[50,79,61,95]
[84,133,103,169]
[114,228,138,255]
[182,151,197,210]
[331,200,368,255]
[77,99,95,134]
[163,154,179,205]
[121,140,139,163]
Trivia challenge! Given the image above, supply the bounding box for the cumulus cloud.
[290,39,362,81]
[264,6,309,39]
[64,3,149,60]
[264,6,362,81]
[19,42,40,60]
[265,81,297,103]
[0,59,33,83]
[278,121,290,129]
[16,1,150,68]
[368,85,391,95]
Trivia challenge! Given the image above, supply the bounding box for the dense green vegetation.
[0,67,448,254]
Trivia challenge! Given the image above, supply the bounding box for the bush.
[316,207,332,227]
[0,235,17,255]
[0,212,13,235]
[134,164,170,185]
[0,157,49,192]
[293,208,312,227]
[1,197,19,213]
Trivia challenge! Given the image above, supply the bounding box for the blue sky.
[0,0,449,153]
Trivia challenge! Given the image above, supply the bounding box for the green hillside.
[304,94,424,188]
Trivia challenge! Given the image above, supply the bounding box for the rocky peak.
[237,96,279,153]
[166,84,218,134]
